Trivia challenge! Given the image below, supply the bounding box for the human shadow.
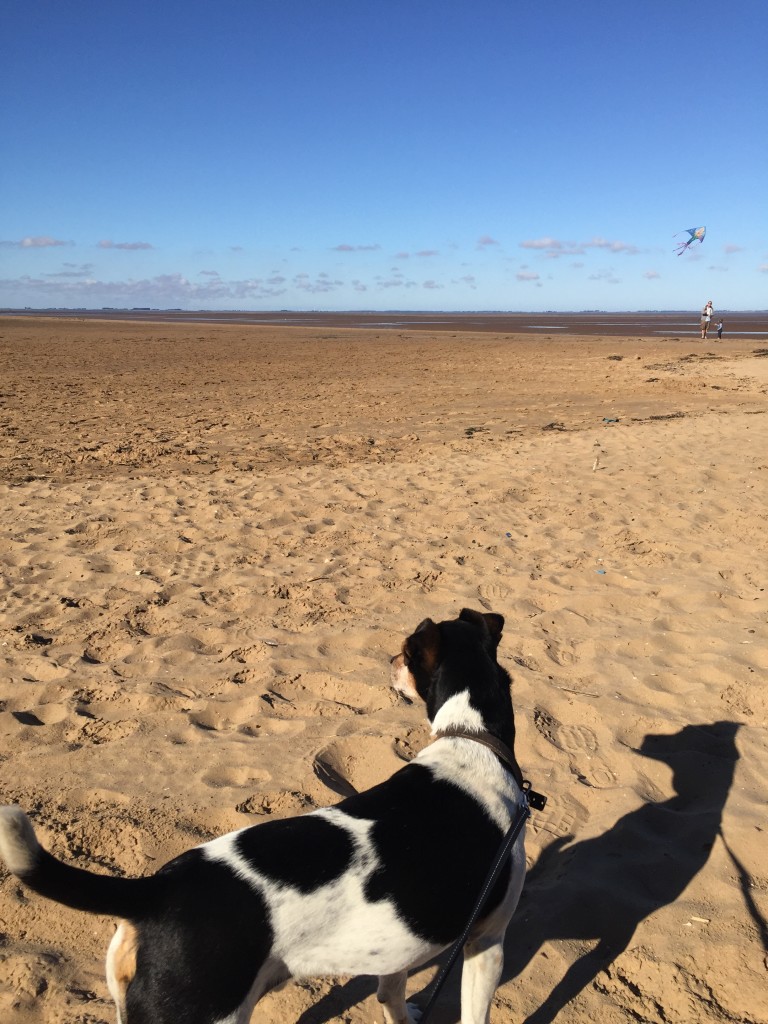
[497,719,741,1024]
[295,720,740,1024]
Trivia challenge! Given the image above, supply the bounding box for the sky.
[2,0,767,312]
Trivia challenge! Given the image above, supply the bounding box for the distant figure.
[717,318,724,340]
[701,300,714,339]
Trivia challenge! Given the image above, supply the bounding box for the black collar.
[433,727,524,789]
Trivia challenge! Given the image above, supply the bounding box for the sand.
[0,316,766,1024]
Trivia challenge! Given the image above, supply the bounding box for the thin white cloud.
[331,243,381,252]
[0,272,293,304]
[45,263,95,278]
[588,270,621,283]
[0,236,71,249]
[476,235,499,249]
[415,249,439,257]
[643,270,661,280]
[423,280,442,289]
[723,244,743,254]
[520,237,562,250]
[516,271,540,282]
[98,240,154,250]
[587,237,639,255]
[453,274,477,289]
[520,235,639,258]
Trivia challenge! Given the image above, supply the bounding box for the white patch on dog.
[203,809,442,979]
[430,690,485,735]
[415,735,522,832]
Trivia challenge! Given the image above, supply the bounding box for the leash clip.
[522,779,548,812]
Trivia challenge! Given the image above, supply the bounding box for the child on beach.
[716,318,723,339]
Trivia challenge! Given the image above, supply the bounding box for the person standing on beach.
[716,318,724,339]
[701,300,714,339]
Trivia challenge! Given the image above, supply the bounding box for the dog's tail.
[0,806,156,920]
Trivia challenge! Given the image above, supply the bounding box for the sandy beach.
[1,316,766,1024]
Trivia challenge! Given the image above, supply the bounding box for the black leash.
[417,781,547,1023]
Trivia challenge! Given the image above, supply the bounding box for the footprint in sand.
[236,790,315,817]
[546,641,577,667]
[313,735,404,798]
[528,793,589,842]
[69,716,141,745]
[477,582,511,610]
[533,708,617,789]
[201,766,271,790]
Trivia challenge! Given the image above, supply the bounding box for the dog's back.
[0,609,528,1024]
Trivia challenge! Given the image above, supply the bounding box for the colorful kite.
[674,226,706,255]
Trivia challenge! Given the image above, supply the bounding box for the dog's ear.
[459,608,504,647]
[483,612,504,647]
[404,617,441,674]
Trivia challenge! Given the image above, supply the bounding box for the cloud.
[520,237,586,259]
[0,236,71,249]
[199,269,221,277]
[520,237,562,251]
[586,237,639,255]
[643,270,661,280]
[723,244,743,254]
[415,249,439,257]
[374,272,418,289]
[516,271,540,282]
[293,272,344,293]
[453,274,477,289]
[476,235,499,249]
[0,272,294,304]
[520,235,639,258]
[98,240,154,250]
[422,280,442,289]
[45,263,95,278]
[331,243,381,252]
[588,270,621,284]
[759,264,768,273]
[394,251,410,259]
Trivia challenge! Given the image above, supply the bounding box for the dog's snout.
[390,652,418,702]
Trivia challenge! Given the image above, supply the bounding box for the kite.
[674,226,706,255]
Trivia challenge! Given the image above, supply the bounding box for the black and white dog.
[0,609,528,1024]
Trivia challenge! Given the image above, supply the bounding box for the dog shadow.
[295,720,741,1024]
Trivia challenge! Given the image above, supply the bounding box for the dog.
[0,609,528,1024]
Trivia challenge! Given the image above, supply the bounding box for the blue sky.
[2,0,766,311]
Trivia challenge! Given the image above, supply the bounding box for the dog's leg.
[460,934,506,1024]
[377,971,420,1024]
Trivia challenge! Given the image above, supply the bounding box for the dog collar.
[433,728,524,789]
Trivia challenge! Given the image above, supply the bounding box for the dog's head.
[391,609,513,737]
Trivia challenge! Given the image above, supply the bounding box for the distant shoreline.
[2,308,768,338]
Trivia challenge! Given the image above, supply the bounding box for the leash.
[417,778,547,1024]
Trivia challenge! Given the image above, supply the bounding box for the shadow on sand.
[297,720,741,1024]
[501,719,741,1024]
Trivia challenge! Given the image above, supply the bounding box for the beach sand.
[0,317,766,1023]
